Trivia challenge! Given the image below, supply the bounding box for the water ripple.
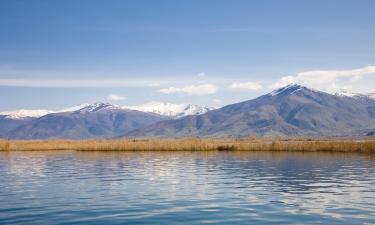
[0,151,374,224]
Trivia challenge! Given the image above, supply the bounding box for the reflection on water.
[0,151,374,224]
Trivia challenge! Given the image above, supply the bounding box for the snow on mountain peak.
[77,102,119,113]
[0,109,54,119]
[269,84,306,96]
[367,93,375,99]
[334,90,358,98]
[0,103,116,119]
[123,101,214,117]
[335,90,375,99]
[58,103,91,113]
[0,102,214,120]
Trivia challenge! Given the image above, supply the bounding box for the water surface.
[0,151,374,224]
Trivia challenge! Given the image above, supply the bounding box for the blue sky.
[1,0,375,110]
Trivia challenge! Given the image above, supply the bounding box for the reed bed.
[0,138,374,153]
[0,140,10,151]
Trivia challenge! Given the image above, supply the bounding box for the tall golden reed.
[0,138,374,153]
[0,140,10,151]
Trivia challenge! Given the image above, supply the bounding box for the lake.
[0,151,374,224]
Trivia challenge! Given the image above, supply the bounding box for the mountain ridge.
[1,84,375,139]
[5,103,168,139]
[0,102,214,119]
[125,84,375,138]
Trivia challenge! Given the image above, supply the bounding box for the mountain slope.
[126,84,375,137]
[7,103,168,139]
[0,116,34,138]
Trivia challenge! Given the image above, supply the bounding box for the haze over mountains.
[1,84,375,139]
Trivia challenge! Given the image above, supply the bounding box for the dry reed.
[0,138,374,153]
[0,140,10,151]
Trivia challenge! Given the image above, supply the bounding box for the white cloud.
[159,84,217,95]
[326,83,354,93]
[198,72,206,77]
[295,66,375,84]
[230,82,262,91]
[0,79,160,88]
[270,66,375,91]
[269,76,297,89]
[107,94,127,101]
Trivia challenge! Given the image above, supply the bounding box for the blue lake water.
[0,151,374,224]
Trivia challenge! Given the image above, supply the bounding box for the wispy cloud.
[107,94,127,101]
[0,79,167,88]
[270,66,375,91]
[230,82,262,91]
[159,84,217,95]
[197,72,206,77]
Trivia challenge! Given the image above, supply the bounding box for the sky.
[1,0,375,111]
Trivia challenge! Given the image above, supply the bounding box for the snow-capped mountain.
[335,90,375,99]
[0,109,54,119]
[4,102,168,140]
[126,84,375,138]
[123,101,215,118]
[58,103,91,113]
[268,83,320,97]
[75,102,121,113]
[2,85,375,139]
[0,102,214,120]
[0,101,214,139]
[0,103,92,119]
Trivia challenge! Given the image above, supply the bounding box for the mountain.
[0,101,213,139]
[0,104,90,119]
[0,109,54,119]
[5,103,168,139]
[126,84,375,138]
[0,116,33,138]
[2,85,375,139]
[123,101,215,118]
[0,102,213,119]
[335,90,375,100]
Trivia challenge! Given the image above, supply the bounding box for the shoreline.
[1,138,374,153]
